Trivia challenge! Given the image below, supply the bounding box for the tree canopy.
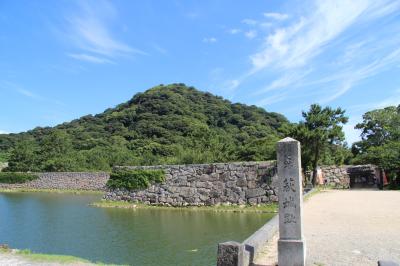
[352,105,400,179]
[283,104,349,184]
[0,84,289,171]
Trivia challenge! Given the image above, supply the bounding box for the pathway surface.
[254,190,400,266]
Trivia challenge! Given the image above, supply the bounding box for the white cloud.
[322,47,400,103]
[228,28,241,34]
[251,0,373,71]
[203,37,217,43]
[221,0,400,103]
[242,0,400,104]
[242,19,257,25]
[263,12,289,20]
[0,81,43,100]
[254,70,312,96]
[0,130,9,134]
[65,0,145,62]
[245,30,257,39]
[256,93,288,106]
[16,88,43,100]
[151,43,168,55]
[225,79,240,91]
[0,81,63,105]
[68,53,114,64]
[260,22,273,28]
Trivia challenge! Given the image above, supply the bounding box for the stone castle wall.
[0,172,109,190]
[319,166,350,188]
[319,164,380,188]
[104,161,279,206]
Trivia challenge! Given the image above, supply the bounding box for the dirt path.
[254,190,400,266]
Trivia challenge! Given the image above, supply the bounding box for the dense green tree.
[352,105,400,182]
[353,105,400,150]
[284,104,348,185]
[7,139,40,172]
[0,84,289,171]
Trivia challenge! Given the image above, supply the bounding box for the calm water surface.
[0,192,273,265]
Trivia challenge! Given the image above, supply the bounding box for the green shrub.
[0,172,39,184]
[106,169,165,190]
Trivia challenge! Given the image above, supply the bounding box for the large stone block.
[217,241,244,266]
[246,188,265,198]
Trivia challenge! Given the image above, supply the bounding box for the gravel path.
[254,190,400,266]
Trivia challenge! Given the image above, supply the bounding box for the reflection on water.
[0,192,273,265]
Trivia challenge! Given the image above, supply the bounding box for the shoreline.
[90,200,279,213]
[0,188,104,195]
[0,246,124,266]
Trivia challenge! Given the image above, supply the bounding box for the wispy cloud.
[254,70,312,96]
[245,30,257,39]
[0,80,64,105]
[17,88,44,100]
[349,88,400,112]
[250,0,373,71]
[263,12,289,20]
[225,0,400,108]
[68,53,114,64]
[228,28,241,34]
[64,0,145,63]
[256,92,288,106]
[151,43,168,55]
[203,37,217,43]
[321,47,400,103]
[0,81,44,100]
[374,93,400,109]
[242,19,257,26]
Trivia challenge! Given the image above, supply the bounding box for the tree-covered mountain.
[0,84,289,172]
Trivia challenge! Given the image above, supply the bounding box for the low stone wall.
[319,164,381,188]
[104,161,278,206]
[320,166,350,188]
[0,172,109,190]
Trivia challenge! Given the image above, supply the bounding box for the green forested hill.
[0,84,289,171]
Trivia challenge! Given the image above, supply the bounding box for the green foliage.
[0,151,9,162]
[352,105,400,184]
[283,104,348,183]
[107,169,165,190]
[0,84,289,171]
[0,172,38,184]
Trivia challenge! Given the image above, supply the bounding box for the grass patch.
[0,188,104,195]
[304,187,325,201]
[0,246,125,265]
[17,249,92,264]
[91,200,278,213]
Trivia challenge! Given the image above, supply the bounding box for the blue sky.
[1,0,400,144]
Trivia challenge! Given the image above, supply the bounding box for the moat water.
[0,192,273,265]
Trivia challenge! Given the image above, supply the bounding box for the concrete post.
[277,137,306,266]
[217,241,244,266]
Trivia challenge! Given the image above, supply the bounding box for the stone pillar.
[277,137,306,266]
[217,241,244,266]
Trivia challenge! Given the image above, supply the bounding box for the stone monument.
[277,137,306,266]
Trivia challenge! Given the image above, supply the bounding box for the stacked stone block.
[104,161,278,206]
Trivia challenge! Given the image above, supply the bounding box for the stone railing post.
[277,137,306,266]
[217,241,244,266]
